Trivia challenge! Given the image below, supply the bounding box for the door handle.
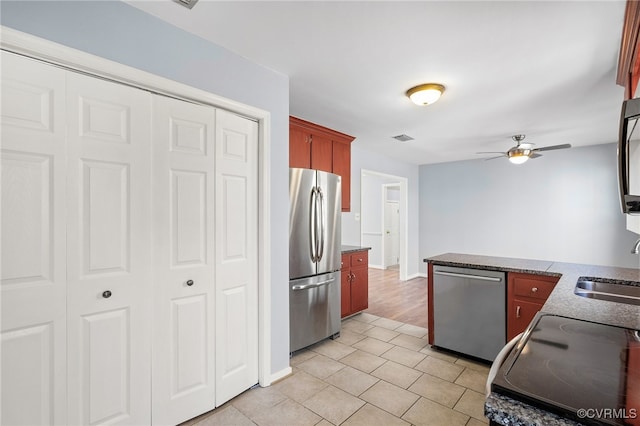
[309,187,317,262]
[433,270,502,282]
[292,277,335,291]
[516,305,521,318]
[317,187,325,262]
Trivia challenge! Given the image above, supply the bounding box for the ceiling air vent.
[173,0,199,9]
[392,134,414,142]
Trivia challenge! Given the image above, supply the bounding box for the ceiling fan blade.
[529,152,542,159]
[484,155,506,161]
[532,143,571,152]
[476,151,507,154]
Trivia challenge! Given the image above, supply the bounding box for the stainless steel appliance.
[618,97,640,214]
[432,265,506,361]
[490,314,640,425]
[289,168,342,353]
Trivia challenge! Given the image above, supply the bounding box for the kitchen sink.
[574,277,640,306]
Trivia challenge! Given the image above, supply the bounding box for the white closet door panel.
[66,72,152,426]
[214,109,259,406]
[1,51,67,426]
[151,95,216,425]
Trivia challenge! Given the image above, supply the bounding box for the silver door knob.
[102,290,112,299]
[186,280,194,286]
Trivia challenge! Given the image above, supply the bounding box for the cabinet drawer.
[512,274,558,301]
[350,251,368,267]
[341,254,349,270]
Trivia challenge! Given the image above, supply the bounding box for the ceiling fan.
[477,135,571,164]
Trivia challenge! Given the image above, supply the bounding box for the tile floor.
[184,313,490,426]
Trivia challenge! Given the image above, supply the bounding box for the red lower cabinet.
[341,250,369,318]
[507,272,559,340]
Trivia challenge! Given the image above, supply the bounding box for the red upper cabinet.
[617,1,640,98]
[289,116,355,211]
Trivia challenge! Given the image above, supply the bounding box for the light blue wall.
[1,1,291,375]
[419,143,640,269]
[343,143,421,277]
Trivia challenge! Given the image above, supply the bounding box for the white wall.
[1,1,291,376]
[419,143,640,269]
[343,143,422,277]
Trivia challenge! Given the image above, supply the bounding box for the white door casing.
[65,71,152,425]
[1,51,68,426]
[214,109,259,406]
[151,95,217,425]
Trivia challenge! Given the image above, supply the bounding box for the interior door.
[384,200,400,267]
[151,95,216,425]
[65,71,152,425]
[1,51,68,426]
[214,109,259,405]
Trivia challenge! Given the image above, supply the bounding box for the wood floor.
[363,267,428,329]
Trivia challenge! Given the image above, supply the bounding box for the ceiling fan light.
[508,153,529,164]
[406,83,445,106]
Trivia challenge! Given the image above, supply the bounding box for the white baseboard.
[369,264,385,270]
[266,366,292,386]
[407,272,428,280]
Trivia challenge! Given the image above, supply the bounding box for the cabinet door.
[507,299,542,340]
[332,140,351,211]
[214,109,259,406]
[66,72,152,425]
[310,133,333,172]
[350,265,369,313]
[289,125,310,168]
[1,52,68,426]
[341,269,352,318]
[151,96,216,425]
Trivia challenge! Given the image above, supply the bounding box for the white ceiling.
[128,0,627,165]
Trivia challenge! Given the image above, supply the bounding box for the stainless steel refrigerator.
[289,168,342,353]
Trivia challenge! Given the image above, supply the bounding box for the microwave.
[618,98,640,214]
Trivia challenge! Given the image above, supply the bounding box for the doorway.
[383,184,401,269]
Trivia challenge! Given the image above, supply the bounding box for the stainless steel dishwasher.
[432,265,505,361]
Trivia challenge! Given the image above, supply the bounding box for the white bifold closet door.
[65,70,153,425]
[1,51,68,426]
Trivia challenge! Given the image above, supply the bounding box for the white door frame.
[360,169,409,281]
[0,26,273,386]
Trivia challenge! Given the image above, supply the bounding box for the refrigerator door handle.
[317,187,325,262]
[309,186,317,263]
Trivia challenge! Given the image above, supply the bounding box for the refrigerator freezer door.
[315,170,342,275]
[289,168,317,279]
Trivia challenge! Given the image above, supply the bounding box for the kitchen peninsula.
[424,253,640,426]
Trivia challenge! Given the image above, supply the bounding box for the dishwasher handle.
[433,270,502,282]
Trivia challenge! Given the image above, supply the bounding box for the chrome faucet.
[633,238,640,254]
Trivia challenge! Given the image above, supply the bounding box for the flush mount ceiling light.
[406,83,445,106]
[173,0,199,9]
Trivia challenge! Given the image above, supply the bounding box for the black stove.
[491,314,640,425]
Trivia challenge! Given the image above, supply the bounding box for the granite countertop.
[424,252,640,426]
[341,245,371,254]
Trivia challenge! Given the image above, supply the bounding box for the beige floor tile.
[389,333,428,351]
[454,357,491,373]
[249,398,321,426]
[303,385,365,425]
[382,345,427,368]
[352,337,395,356]
[297,354,345,379]
[419,346,458,363]
[371,317,405,330]
[363,325,401,342]
[402,397,470,426]
[310,339,356,360]
[415,356,464,382]
[453,389,487,422]
[360,380,420,417]
[395,323,428,338]
[342,403,411,426]
[324,365,379,396]
[371,360,422,389]
[466,417,489,426]
[342,319,375,334]
[231,386,288,419]
[273,370,329,403]
[352,312,381,323]
[408,373,465,407]
[334,329,367,346]
[340,349,387,373]
[290,349,318,366]
[194,405,255,426]
[314,420,334,426]
[454,368,489,394]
